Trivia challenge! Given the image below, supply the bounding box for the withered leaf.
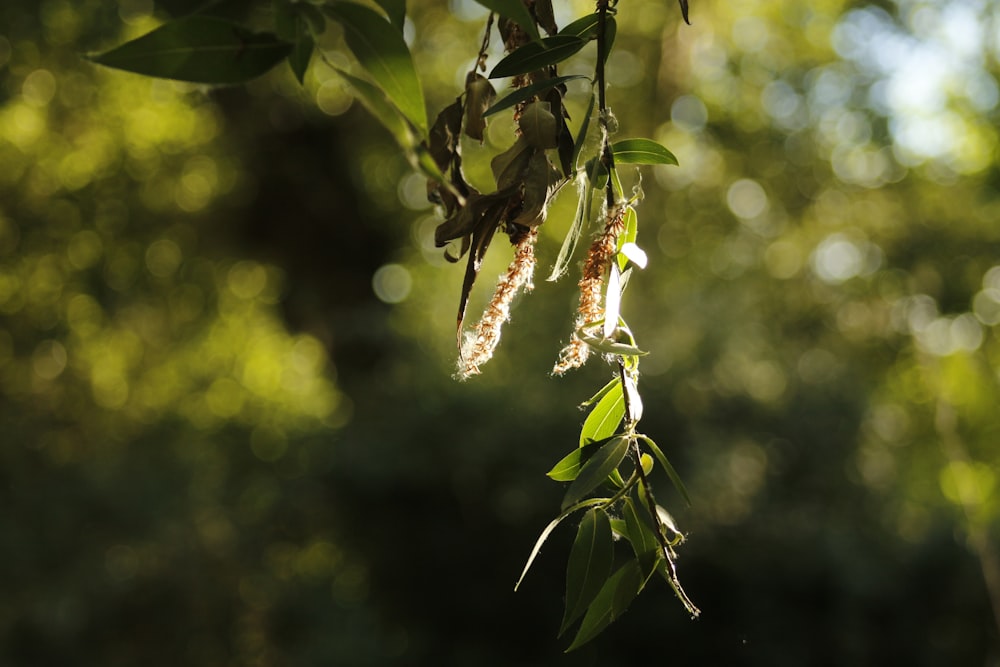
[456,197,508,336]
[464,73,497,142]
[491,137,533,190]
[515,150,562,226]
[518,101,559,149]
[533,0,558,36]
[427,98,463,171]
[679,0,690,25]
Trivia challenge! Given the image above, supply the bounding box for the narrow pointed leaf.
[86,16,291,84]
[489,35,587,79]
[612,138,679,165]
[581,377,618,408]
[374,0,406,32]
[547,437,607,481]
[472,0,541,41]
[565,560,643,651]
[571,89,596,169]
[616,206,638,271]
[604,262,622,339]
[562,436,629,510]
[333,67,412,146]
[558,14,616,60]
[679,0,691,25]
[324,2,427,134]
[637,434,691,506]
[619,242,647,269]
[547,176,590,281]
[579,380,624,446]
[560,508,614,635]
[514,496,609,590]
[484,74,588,117]
[577,329,648,357]
[621,495,660,575]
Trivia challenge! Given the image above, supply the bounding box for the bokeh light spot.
[726,179,768,219]
[372,263,412,304]
[145,239,182,278]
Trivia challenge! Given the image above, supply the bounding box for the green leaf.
[616,206,638,271]
[579,380,624,447]
[547,437,607,481]
[571,88,596,169]
[612,138,679,165]
[562,435,629,510]
[637,434,691,506]
[565,559,643,651]
[374,0,406,32]
[484,74,588,117]
[472,0,541,42]
[324,2,427,135]
[489,35,587,79]
[333,67,412,146]
[560,508,615,635]
[621,495,660,575]
[514,496,609,591]
[577,328,648,357]
[581,378,618,408]
[85,16,291,84]
[558,14,616,60]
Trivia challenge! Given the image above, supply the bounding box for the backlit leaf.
[579,380,624,446]
[489,35,587,79]
[514,496,608,591]
[565,559,643,651]
[637,434,691,506]
[324,2,428,134]
[560,508,614,635]
[86,16,291,84]
[547,437,606,481]
[562,436,628,510]
[612,138,679,165]
[621,495,659,576]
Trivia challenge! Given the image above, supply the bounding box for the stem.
[595,0,617,211]
[618,360,700,616]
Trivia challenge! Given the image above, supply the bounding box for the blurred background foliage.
[1,0,999,664]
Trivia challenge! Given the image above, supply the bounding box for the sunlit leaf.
[622,371,643,423]
[577,329,648,357]
[562,435,629,510]
[547,437,606,481]
[581,377,617,408]
[637,434,691,506]
[514,496,609,591]
[579,380,624,446]
[484,75,588,117]
[565,559,643,651]
[616,206,638,271]
[86,16,291,84]
[619,242,647,269]
[560,508,614,635]
[612,138,679,165]
[489,35,587,79]
[604,263,622,339]
[472,0,540,41]
[324,2,428,134]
